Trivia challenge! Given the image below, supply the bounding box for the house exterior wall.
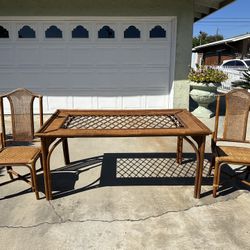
[0,0,194,109]
[196,39,250,66]
[204,53,234,65]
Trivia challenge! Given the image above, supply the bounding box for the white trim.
[168,17,177,108]
[0,16,176,22]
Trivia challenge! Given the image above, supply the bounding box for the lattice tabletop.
[62,114,184,130]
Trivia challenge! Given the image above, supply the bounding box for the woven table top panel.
[62,114,184,130]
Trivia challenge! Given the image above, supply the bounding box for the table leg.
[192,135,206,199]
[176,136,183,164]
[41,138,50,200]
[62,138,70,165]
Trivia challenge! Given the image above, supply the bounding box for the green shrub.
[231,70,250,89]
[188,65,228,84]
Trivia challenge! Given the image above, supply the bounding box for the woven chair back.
[0,88,43,143]
[223,89,250,141]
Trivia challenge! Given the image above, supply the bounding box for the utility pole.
[216,28,219,40]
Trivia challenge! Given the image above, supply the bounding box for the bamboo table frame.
[35,109,211,200]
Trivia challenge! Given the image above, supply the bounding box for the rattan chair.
[211,89,250,197]
[0,88,43,199]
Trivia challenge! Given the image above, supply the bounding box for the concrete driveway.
[0,116,250,250]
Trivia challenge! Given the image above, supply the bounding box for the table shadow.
[100,152,212,186]
[47,152,214,200]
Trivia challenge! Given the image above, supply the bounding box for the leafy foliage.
[231,70,250,89]
[192,31,224,48]
[188,65,228,84]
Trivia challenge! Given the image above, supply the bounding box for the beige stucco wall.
[0,0,194,108]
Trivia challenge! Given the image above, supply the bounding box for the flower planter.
[189,82,219,118]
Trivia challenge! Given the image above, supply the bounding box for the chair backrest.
[213,89,250,142]
[0,88,43,145]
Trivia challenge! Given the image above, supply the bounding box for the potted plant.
[188,65,228,118]
[231,70,250,91]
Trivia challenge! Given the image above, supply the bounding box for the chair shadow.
[218,165,250,194]
[40,156,103,199]
[0,169,40,200]
[0,156,102,200]
[200,164,250,198]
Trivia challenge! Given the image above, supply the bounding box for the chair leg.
[6,166,14,180]
[213,160,221,198]
[31,162,39,200]
[208,155,215,176]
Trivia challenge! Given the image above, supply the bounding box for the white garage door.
[0,17,176,113]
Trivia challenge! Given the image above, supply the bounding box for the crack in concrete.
[0,192,248,229]
[49,201,64,223]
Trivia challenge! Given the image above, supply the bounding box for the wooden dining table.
[35,109,212,200]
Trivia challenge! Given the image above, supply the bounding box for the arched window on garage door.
[45,25,63,38]
[18,25,36,38]
[98,26,115,39]
[72,25,89,38]
[0,26,9,38]
[124,26,140,38]
[149,25,166,38]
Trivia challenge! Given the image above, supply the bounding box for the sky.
[193,0,250,39]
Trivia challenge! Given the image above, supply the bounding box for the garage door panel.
[92,47,120,65]
[47,68,170,89]
[15,45,40,66]
[42,47,67,65]
[94,70,120,86]
[144,47,171,66]
[84,70,168,89]
[97,96,122,109]
[68,70,96,87]
[47,96,73,112]
[0,71,15,85]
[73,96,97,109]
[69,47,95,65]
[122,96,144,109]
[42,70,71,87]
[145,94,168,109]
[119,47,145,65]
[0,46,13,65]
[14,69,42,86]
[117,69,170,88]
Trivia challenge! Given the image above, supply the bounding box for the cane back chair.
[0,88,43,199]
[211,89,250,197]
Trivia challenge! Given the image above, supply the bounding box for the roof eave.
[194,0,235,22]
[192,34,250,52]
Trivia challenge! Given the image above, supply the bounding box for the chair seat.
[216,146,250,164]
[0,146,41,165]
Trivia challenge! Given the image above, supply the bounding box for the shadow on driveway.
[1,153,249,200]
